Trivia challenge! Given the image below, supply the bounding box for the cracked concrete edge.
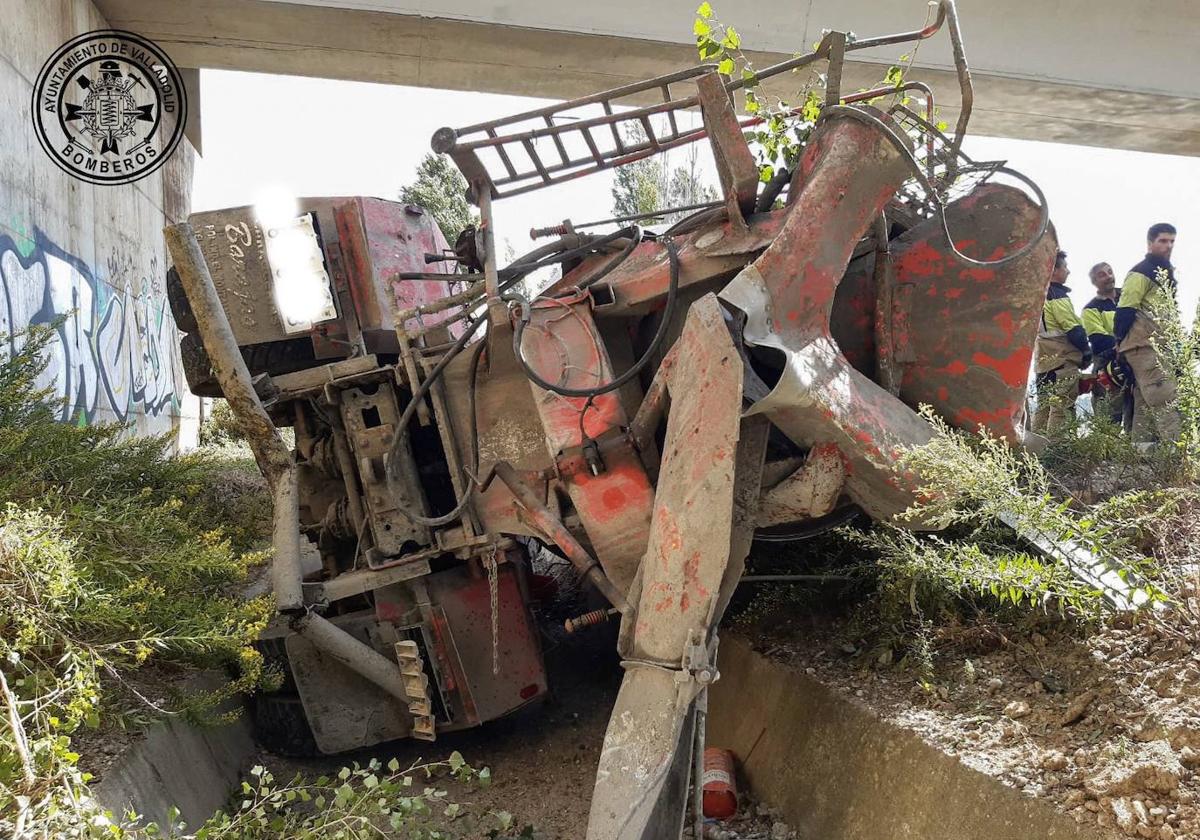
[93,695,254,830]
[707,634,1101,840]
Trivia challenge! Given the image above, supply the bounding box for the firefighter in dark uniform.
[1081,261,1132,430]
[1033,250,1091,433]
[1114,223,1182,444]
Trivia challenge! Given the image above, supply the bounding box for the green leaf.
[698,37,722,59]
[478,767,492,787]
[387,757,400,773]
[448,750,465,771]
[696,1,713,18]
[717,57,735,76]
[693,18,711,36]
[721,26,740,49]
[936,120,949,132]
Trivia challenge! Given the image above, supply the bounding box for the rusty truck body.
[165,2,1056,836]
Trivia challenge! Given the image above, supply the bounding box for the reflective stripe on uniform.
[1039,296,1082,337]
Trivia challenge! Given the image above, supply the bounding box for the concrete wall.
[709,636,1097,840]
[0,0,197,446]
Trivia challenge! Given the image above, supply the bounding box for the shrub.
[0,326,272,836]
[198,399,245,448]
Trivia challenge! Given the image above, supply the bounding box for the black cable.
[822,105,1049,268]
[496,225,641,293]
[755,167,792,213]
[510,237,680,399]
[662,207,724,238]
[577,225,642,289]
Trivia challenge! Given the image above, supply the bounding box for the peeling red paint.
[971,346,1033,388]
[602,487,626,511]
[993,310,1016,344]
[897,240,945,281]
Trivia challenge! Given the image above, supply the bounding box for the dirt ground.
[736,586,1200,840]
[256,625,621,838]
[252,621,794,840]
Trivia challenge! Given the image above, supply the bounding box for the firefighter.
[1115,223,1182,444]
[1082,261,1131,430]
[1033,250,1091,433]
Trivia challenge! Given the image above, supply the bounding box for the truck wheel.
[179,332,222,397]
[252,694,320,757]
[255,636,297,694]
[166,266,199,333]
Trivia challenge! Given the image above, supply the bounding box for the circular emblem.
[31,30,187,186]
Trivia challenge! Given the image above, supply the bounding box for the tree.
[399,153,479,242]
[609,126,717,224]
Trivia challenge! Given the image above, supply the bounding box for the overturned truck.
[165,2,1055,836]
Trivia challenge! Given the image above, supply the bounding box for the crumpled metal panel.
[520,292,654,594]
[587,294,750,840]
[757,442,845,526]
[719,111,936,525]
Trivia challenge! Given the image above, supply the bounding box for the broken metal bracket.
[998,509,1157,612]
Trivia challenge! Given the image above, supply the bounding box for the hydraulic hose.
[510,237,681,399]
[497,225,642,294]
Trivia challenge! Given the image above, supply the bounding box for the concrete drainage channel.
[92,636,1100,839]
[92,688,256,830]
[708,634,1098,840]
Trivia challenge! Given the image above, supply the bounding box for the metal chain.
[485,547,500,675]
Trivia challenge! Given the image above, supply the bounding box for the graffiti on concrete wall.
[0,230,181,425]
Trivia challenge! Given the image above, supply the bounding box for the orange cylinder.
[701,747,738,820]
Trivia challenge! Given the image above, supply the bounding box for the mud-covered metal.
[719,111,936,524]
[520,291,654,593]
[332,197,461,338]
[885,184,1056,441]
[588,295,763,840]
[757,443,845,527]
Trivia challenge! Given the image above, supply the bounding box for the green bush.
[198,399,245,448]
[838,409,1168,674]
[0,326,272,836]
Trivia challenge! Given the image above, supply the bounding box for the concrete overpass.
[94,0,1200,157]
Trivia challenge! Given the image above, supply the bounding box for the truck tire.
[179,332,222,397]
[252,694,320,757]
[255,635,298,694]
[166,266,199,333]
